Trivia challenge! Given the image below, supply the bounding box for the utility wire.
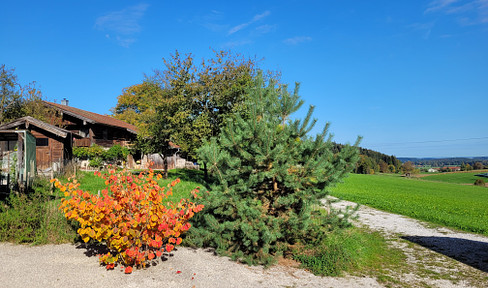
[365,136,488,148]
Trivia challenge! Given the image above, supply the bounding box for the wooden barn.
[0,117,73,171]
[43,100,138,148]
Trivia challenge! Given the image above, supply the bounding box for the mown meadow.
[331,173,488,235]
[420,170,488,185]
[74,169,207,203]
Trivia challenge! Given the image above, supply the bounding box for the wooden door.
[36,148,50,170]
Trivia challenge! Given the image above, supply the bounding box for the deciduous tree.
[473,162,484,170]
[113,50,278,178]
[0,64,57,124]
[401,161,416,175]
[0,64,23,123]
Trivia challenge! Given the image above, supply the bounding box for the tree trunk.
[159,153,169,179]
[203,162,208,182]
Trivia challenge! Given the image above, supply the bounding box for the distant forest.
[397,157,488,167]
[335,144,487,174]
[333,144,403,174]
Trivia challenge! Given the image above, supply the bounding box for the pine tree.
[189,74,360,265]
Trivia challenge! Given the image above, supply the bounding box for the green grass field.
[331,173,488,235]
[69,169,208,203]
[420,171,488,185]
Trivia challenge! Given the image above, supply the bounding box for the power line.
[366,136,488,148]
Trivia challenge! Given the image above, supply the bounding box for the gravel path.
[1,200,487,288]
[331,199,488,273]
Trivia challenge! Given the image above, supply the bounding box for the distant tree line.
[333,144,402,174]
[398,157,488,169]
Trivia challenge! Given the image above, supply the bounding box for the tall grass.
[332,174,488,235]
[0,178,78,244]
[293,227,405,276]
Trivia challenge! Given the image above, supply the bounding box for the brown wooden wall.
[29,127,68,170]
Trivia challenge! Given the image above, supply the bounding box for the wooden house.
[43,100,138,148]
[0,101,138,172]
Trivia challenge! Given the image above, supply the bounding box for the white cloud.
[283,36,312,45]
[222,39,254,48]
[425,0,460,13]
[198,10,228,32]
[425,0,488,24]
[95,3,149,47]
[228,11,270,35]
[255,24,276,34]
[408,22,436,39]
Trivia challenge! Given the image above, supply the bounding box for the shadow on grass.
[402,236,488,273]
[167,169,208,185]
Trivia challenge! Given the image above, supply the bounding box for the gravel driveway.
[1,200,487,288]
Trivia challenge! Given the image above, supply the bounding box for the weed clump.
[474,179,485,187]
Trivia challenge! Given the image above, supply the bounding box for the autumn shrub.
[53,168,203,273]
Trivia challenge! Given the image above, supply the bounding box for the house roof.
[43,101,138,134]
[0,116,72,138]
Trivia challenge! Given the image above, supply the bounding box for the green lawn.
[331,173,488,235]
[64,169,208,203]
[420,171,488,185]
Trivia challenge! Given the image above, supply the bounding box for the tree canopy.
[112,50,279,161]
[0,64,55,124]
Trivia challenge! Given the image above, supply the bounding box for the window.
[36,138,49,146]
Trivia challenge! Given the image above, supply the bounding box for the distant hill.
[397,157,488,167]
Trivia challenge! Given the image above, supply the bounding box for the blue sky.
[1,0,487,158]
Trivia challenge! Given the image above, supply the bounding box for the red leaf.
[176,270,182,274]
[125,266,133,274]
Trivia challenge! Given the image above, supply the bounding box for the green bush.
[73,144,130,164]
[88,157,103,168]
[105,144,130,163]
[73,146,89,160]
